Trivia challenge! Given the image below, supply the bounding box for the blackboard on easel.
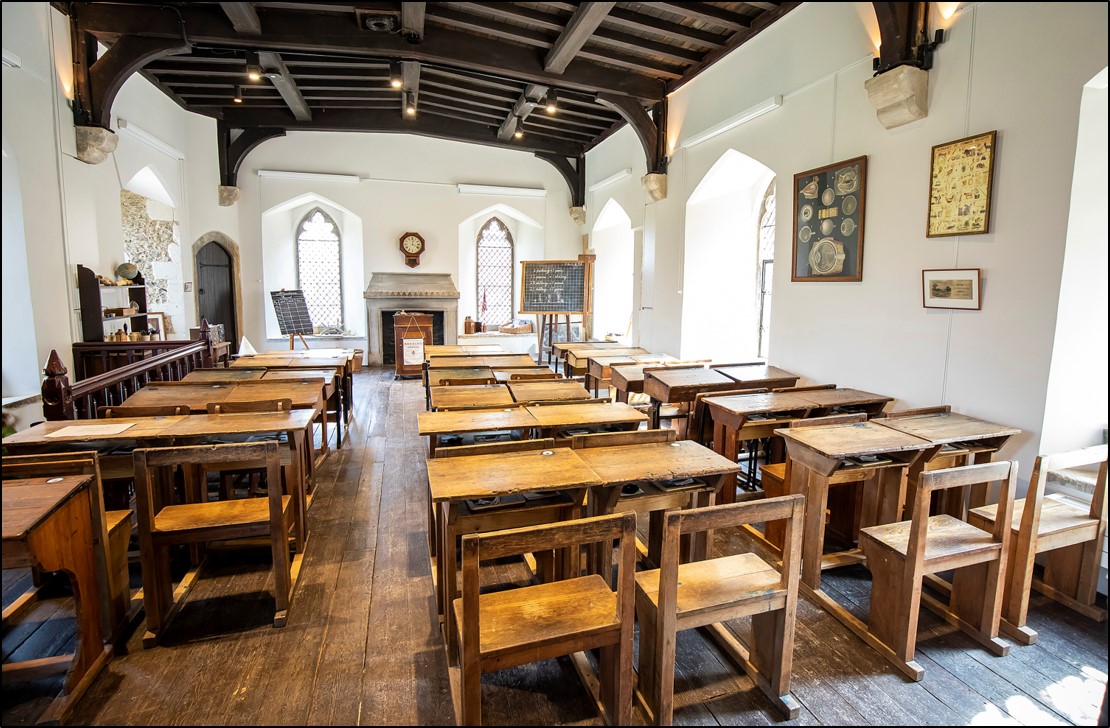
[519,260,591,315]
[270,289,313,348]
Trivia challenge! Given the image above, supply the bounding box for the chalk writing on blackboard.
[270,290,314,336]
[520,261,588,314]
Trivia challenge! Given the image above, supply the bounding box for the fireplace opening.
[381,311,445,365]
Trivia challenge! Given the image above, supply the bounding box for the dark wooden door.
[196,241,237,345]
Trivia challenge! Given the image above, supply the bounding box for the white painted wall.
[2,136,41,397]
[586,1,1109,480]
[1041,77,1109,454]
[237,131,580,348]
[591,199,635,342]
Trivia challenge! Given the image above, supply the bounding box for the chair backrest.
[882,405,952,419]
[132,442,283,535]
[206,398,293,414]
[1021,445,1108,540]
[788,412,867,429]
[527,397,613,407]
[99,404,189,418]
[508,372,560,380]
[772,384,836,393]
[570,429,675,449]
[434,438,557,459]
[440,377,497,386]
[656,494,806,617]
[458,512,637,667]
[908,461,1017,575]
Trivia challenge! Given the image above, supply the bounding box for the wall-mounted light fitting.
[389,61,403,89]
[545,89,558,114]
[233,86,243,103]
[245,51,262,81]
[405,91,416,115]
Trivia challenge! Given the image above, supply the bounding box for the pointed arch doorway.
[195,239,239,346]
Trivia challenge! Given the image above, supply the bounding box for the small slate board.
[271,289,314,336]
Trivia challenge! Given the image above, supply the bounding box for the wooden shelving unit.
[77,264,148,342]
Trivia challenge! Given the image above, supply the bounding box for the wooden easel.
[536,314,574,365]
[288,333,311,350]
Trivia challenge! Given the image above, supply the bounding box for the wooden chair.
[99,404,189,418]
[967,445,1107,644]
[434,438,583,651]
[1,451,133,641]
[570,428,676,449]
[507,371,560,380]
[132,441,301,647]
[454,512,637,726]
[858,461,1016,679]
[635,495,805,723]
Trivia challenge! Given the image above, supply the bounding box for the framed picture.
[146,311,166,340]
[926,130,997,237]
[922,269,981,310]
[791,156,867,282]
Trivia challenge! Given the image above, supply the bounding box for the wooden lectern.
[394,311,433,379]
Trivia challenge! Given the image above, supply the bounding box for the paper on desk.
[44,423,135,438]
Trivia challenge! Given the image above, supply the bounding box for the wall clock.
[399,231,425,268]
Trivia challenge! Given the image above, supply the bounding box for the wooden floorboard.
[3,368,1107,726]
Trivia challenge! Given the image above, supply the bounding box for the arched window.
[757,181,776,358]
[475,217,514,326]
[296,208,343,329]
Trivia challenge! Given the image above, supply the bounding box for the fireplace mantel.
[364,272,459,365]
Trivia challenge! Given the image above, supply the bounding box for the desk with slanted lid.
[183,368,266,382]
[425,344,504,356]
[430,384,516,410]
[713,364,800,391]
[874,411,1020,518]
[507,379,591,403]
[3,475,113,724]
[418,408,538,456]
[551,339,625,367]
[525,401,648,435]
[586,353,676,397]
[793,388,893,417]
[565,347,648,380]
[428,354,536,369]
[643,368,737,429]
[428,448,603,649]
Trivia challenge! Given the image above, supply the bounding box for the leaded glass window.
[757,181,776,358]
[476,217,514,326]
[296,208,343,329]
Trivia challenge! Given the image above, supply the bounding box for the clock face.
[401,235,423,254]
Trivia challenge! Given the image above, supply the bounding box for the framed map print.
[791,156,867,282]
[926,130,997,237]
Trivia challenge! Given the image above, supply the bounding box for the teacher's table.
[507,378,592,403]
[3,475,113,724]
[430,384,515,410]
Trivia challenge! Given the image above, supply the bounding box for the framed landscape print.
[791,156,867,282]
[926,130,997,237]
[922,268,982,310]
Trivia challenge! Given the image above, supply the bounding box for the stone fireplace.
[363,272,459,366]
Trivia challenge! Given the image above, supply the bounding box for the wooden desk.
[793,388,893,417]
[3,475,112,724]
[183,368,265,382]
[430,384,515,410]
[609,364,651,403]
[525,401,648,435]
[3,416,184,446]
[428,448,602,647]
[425,345,504,356]
[565,347,647,379]
[577,440,740,571]
[643,368,736,428]
[703,392,816,502]
[586,353,675,397]
[492,367,557,382]
[874,412,1020,517]
[232,353,352,429]
[507,379,591,403]
[777,421,931,590]
[550,340,624,367]
[713,364,800,390]
[426,366,495,387]
[427,354,535,369]
[417,408,538,456]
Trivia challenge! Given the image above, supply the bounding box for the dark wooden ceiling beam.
[400,2,426,42]
[742,2,781,11]
[534,152,584,207]
[653,3,753,32]
[497,84,547,141]
[872,2,928,74]
[595,93,661,173]
[421,66,524,95]
[258,51,311,121]
[545,4,726,48]
[74,2,663,101]
[219,107,584,156]
[219,3,262,35]
[217,121,285,187]
[454,2,702,65]
[544,2,615,73]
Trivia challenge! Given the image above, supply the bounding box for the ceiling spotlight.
[245,51,262,81]
[545,89,558,114]
[405,91,416,116]
[390,61,403,89]
[233,86,243,103]
[513,116,524,139]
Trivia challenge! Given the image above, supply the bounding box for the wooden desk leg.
[714,423,740,505]
[289,429,308,552]
[591,487,622,586]
[686,488,715,562]
[616,387,628,404]
[25,488,112,723]
[442,504,461,661]
[791,465,830,590]
[650,399,662,429]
